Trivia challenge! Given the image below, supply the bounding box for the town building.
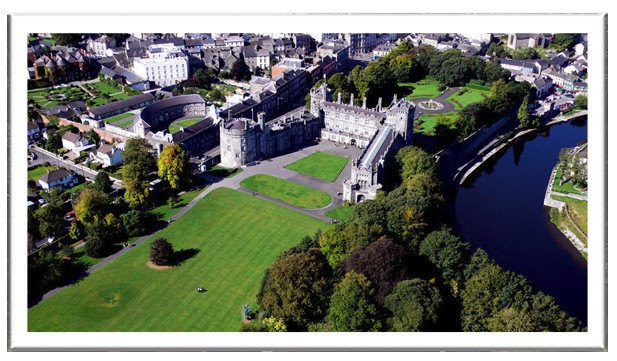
[506,33,545,50]
[133,43,189,87]
[89,143,123,167]
[87,35,117,57]
[61,132,91,154]
[38,168,79,192]
[87,93,156,122]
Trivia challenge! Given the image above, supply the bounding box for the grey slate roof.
[39,168,73,184]
[172,117,216,143]
[89,93,155,117]
[359,126,394,170]
[61,132,81,143]
[323,101,385,118]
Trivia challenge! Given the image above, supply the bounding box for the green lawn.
[400,78,443,100]
[414,112,459,135]
[28,187,329,331]
[552,170,584,195]
[169,118,204,134]
[28,165,57,181]
[112,93,129,100]
[117,118,136,128]
[205,165,243,178]
[551,195,588,243]
[105,112,134,124]
[90,81,122,96]
[446,86,489,110]
[150,188,205,221]
[284,151,349,182]
[324,205,356,222]
[28,87,90,109]
[240,174,332,209]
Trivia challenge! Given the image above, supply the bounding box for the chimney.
[362,97,367,109]
[350,93,354,106]
[337,92,342,104]
[377,97,382,112]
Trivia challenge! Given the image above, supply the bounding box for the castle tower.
[309,81,329,118]
[385,100,415,145]
[219,117,258,168]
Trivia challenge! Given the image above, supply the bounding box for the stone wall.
[41,115,129,144]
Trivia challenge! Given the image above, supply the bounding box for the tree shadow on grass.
[172,248,200,267]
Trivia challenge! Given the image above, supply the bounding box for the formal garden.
[28,187,330,331]
[283,151,349,182]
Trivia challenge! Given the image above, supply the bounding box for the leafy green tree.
[384,279,443,331]
[344,239,410,304]
[518,95,539,128]
[150,237,175,266]
[85,129,101,147]
[527,292,582,331]
[28,251,64,300]
[35,201,65,239]
[319,222,384,269]
[487,307,539,332]
[327,271,382,332]
[231,58,251,81]
[93,171,114,194]
[124,177,151,209]
[484,60,511,83]
[121,209,148,237]
[123,138,156,208]
[457,102,493,139]
[258,252,332,330]
[348,199,388,230]
[74,187,112,225]
[574,95,588,110]
[419,228,470,287]
[28,209,41,240]
[51,33,82,46]
[549,34,579,51]
[395,146,437,182]
[84,220,114,258]
[45,131,62,153]
[68,221,85,241]
[157,144,191,190]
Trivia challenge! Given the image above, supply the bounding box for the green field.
[28,165,57,181]
[284,151,349,182]
[414,112,459,135]
[446,86,489,110]
[169,118,204,134]
[552,170,584,195]
[105,112,134,124]
[400,78,443,100]
[150,188,205,221]
[28,87,89,109]
[324,205,356,222]
[90,81,122,96]
[551,195,588,243]
[240,174,332,209]
[28,187,329,331]
[117,118,136,128]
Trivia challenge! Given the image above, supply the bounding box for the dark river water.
[453,118,588,325]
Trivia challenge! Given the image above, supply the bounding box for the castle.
[220,81,415,202]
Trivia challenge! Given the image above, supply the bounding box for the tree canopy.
[123,138,156,208]
[419,228,470,287]
[150,237,175,266]
[157,144,191,190]
[327,271,382,332]
[74,187,112,225]
[93,171,114,194]
[384,279,443,331]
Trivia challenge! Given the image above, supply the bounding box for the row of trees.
[248,146,582,332]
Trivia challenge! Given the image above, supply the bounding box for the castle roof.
[359,126,394,170]
[172,117,216,143]
[89,93,155,117]
[322,101,385,119]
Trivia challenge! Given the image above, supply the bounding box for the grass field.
[105,112,134,124]
[169,118,204,134]
[28,87,89,109]
[240,174,331,209]
[150,188,205,221]
[28,187,329,331]
[400,78,443,100]
[117,118,136,128]
[206,165,243,178]
[324,205,356,222]
[414,112,459,135]
[284,152,349,182]
[28,165,57,181]
[90,81,122,96]
[552,170,584,195]
[446,86,489,110]
[551,195,588,243]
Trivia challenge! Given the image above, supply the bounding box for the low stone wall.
[41,115,130,144]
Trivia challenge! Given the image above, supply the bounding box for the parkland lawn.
[446,86,490,110]
[169,118,205,134]
[28,187,330,331]
[324,205,356,222]
[105,112,134,124]
[414,112,459,135]
[400,78,442,100]
[284,151,349,182]
[28,165,57,181]
[552,170,584,195]
[240,174,331,209]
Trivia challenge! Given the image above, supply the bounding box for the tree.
[45,131,62,153]
[93,171,114,194]
[84,220,114,258]
[419,228,470,287]
[74,187,112,225]
[457,102,493,139]
[258,252,332,330]
[319,222,384,269]
[395,146,437,181]
[487,307,539,332]
[28,209,41,241]
[51,33,82,46]
[35,202,65,239]
[28,250,65,300]
[327,271,382,332]
[157,144,191,190]
[348,199,388,229]
[85,129,101,147]
[344,239,410,304]
[231,58,251,81]
[68,221,85,241]
[574,95,588,110]
[518,95,539,128]
[150,237,175,266]
[549,34,579,51]
[123,138,156,208]
[384,279,443,332]
[121,209,148,236]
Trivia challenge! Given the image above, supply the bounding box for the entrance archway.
[351,138,357,146]
[356,194,366,203]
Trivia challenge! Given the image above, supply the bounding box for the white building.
[133,43,189,87]
[89,144,123,167]
[38,168,78,192]
[87,35,117,57]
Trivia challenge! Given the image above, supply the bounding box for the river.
[453,118,588,326]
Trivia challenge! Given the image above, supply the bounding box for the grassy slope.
[240,174,332,209]
[284,151,349,182]
[149,188,204,221]
[400,78,442,100]
[28,187,329,331]
[446,87,489,110]
[324,206,356,222]
[551,195,588,242]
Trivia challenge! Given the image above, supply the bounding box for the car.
[64,211,76,220]
[37,198,46,205]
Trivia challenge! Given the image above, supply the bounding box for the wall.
[42,115,130,144]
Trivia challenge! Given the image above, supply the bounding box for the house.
[38,168,79,192]
[533,76,553,99]
[89,143,123,167]
[27,121,44,141]
[506,33,545,50]
[61,132,91,153]
[87,35,117,57]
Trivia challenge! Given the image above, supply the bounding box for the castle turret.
[257,111,265,129]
